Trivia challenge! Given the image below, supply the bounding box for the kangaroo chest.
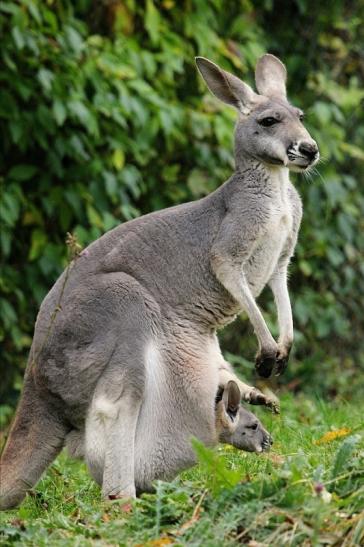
[245,190,293,297]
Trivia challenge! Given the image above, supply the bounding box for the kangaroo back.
[0,373,68,510]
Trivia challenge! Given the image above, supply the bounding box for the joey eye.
[259,117,279,127]
[248,423,258,431]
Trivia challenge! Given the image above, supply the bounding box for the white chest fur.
[245,168,293,296]
[134,335,218,489]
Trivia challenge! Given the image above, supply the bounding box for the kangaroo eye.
[248,423,258,430]
[259,117,279,127]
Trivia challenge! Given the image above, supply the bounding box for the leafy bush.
[1,0,363,409]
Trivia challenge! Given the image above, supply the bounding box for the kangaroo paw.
[247,388,280,414]
[255,349,276,378]
[274,345,291,376]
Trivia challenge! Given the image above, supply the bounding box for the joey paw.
[268,399,280,414]
[249,388,280,414]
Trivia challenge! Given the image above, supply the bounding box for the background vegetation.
[1,0,363,412]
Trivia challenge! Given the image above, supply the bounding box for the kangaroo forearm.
[239,284,276,349]
[218,365,256,401]
[270,272,293,347]
[212,259,276,350]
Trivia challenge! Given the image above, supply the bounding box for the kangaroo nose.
[298,141,318,161]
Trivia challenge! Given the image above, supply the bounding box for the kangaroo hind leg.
[85,339,146,499]
[84,279,157,500]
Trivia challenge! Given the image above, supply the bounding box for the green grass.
[1,394,363,546]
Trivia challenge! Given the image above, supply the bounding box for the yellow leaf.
[314,428,352,445]
[162,0,175,8]
[112,149,125,171]
[135,538,174,547]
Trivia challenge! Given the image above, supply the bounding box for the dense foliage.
[1,0,363,411]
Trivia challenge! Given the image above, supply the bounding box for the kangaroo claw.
[255,350,276,378]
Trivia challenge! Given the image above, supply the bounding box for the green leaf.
[331,435,360,483]
[340,143,364,161]
[103,171,118,201]
[0,299,17,329]
[0,3,22,15]
[0,227,11,256]
[64,25,84,54]
[52,99,67,126]
[8,165,38,181]
[0,190,20,226]
[29,229,48,261]
[120,165,141,199]
[145,0,160,44]
[86,205,103,229]
[191,438,240,495]
[69,135,89,160]
[9,120,23,144]
[68,100,98,135]
[299,260,312,276]
[187,168,210,197]
[25,0,41,23]
[37,68,54,92]
[11,26,25,49]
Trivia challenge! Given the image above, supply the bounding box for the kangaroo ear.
[223,380,241,414]
[195,57,257,113]
[217,381,241,434]
[255,53,287,98]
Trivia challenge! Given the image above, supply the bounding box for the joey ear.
[195,56,257,113]
[222,381,241,414]
[255,53,287,98]
[217,381,241,434]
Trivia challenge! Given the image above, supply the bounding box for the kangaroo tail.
[0,374,68,510]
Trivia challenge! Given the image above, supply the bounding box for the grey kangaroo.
[65,381,272,494]
[0,53,318,509]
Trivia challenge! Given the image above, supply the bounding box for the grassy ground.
[0,393,363,546]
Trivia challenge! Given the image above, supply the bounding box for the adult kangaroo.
[0,54,318,509]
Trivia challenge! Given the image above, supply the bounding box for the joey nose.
[298,141,318,161]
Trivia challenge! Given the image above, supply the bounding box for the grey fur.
[0,53,318,509]
[65,381,272,493]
